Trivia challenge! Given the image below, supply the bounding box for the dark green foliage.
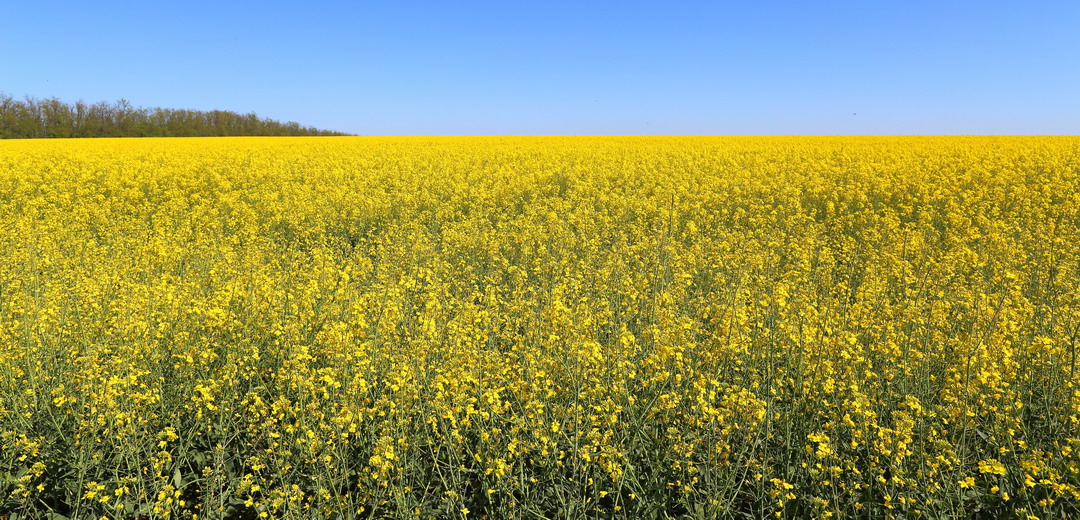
[0,94,349,138]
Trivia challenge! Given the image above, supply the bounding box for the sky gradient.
[3,1,1078,135]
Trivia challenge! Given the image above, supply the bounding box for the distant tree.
[72,100,88,137]
[0,94,15,138]
[0,94,350,138]
[41,98,73,138]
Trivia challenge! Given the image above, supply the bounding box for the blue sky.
[2,1,1078,135]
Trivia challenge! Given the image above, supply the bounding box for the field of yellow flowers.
[1,136,1078,519]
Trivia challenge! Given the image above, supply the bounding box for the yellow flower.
[979,459,1007,476]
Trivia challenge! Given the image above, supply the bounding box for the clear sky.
[3,1,1078,135]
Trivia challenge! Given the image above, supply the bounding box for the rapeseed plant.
[0,136,1078,518]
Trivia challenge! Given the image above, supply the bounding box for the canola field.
[1,136,1079,519]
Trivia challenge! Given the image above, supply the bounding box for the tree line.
[0,95,349,138]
